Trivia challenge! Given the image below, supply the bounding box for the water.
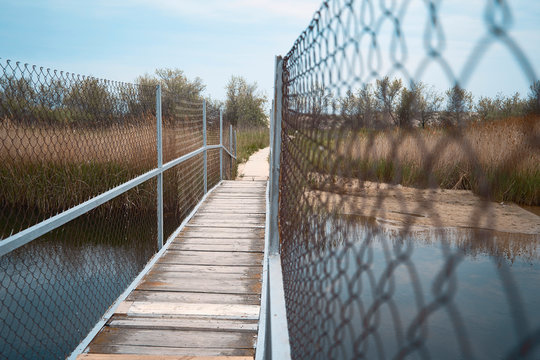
[0,211,157,359]
[285,215,540,360]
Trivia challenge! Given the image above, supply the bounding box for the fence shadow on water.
[277,1,540,359]
[0,60,235,358]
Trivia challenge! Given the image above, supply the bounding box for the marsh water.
[0,210,157,359]
[289,214,540,360]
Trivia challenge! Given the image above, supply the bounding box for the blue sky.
[1,0,539,102]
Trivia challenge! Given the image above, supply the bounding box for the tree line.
[0,67,268,128]
[318,77,540,129]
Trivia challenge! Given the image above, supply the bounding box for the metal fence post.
[229,124,233,178]
[156,84,164,250]
[264,55,291,360]
[234,129,237,159]
[203,99,207,194]
[219,108,223,181]
[269,59,283,255]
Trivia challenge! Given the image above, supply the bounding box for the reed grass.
[235,126,269,164]
[307,116,540,205]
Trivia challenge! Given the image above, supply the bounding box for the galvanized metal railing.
[255,55,292,360]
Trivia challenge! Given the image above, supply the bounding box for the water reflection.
[286,214,540,359]
[0,210,156,359]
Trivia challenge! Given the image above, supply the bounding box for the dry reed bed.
[345,116,539,175]
[328,116,540,205]
[0,117,208,226]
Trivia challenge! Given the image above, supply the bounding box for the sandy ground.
[235,150,539,235]
[308,176,540,235]
[236,147,269,181]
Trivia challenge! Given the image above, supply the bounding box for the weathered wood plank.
[87,345,254,357]
[185,224,264,229]
[168,243,263,253]
[159,251,263,266]
[188,219,264,227]
[177,227,264,239]
[145,270,261,281]
[78,354,252,360]
[191,214,265,220]
[150,264,262,275]
[138,277,261,294]
[196,209,265,215]
[115,302,260,319]
[126,290,260,305]
[172,238,263,246]
[108,316,258,332]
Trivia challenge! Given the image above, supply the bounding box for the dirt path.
[236,147,269,181]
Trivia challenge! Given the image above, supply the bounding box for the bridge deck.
[78,180,266,359]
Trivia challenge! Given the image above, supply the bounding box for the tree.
[444,85,473,126]
[417,83,443,128]
[0,76,37,123]
[476,92,527,121]
[397,87,417,128]
[63,78,115,125]
[375,76,402,126]
[224,76,267,127]
[135,68,206,119]
[527,80,540,115]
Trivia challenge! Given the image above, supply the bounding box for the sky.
[1,0,539,103]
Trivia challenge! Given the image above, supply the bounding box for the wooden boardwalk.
[78,180,266,359]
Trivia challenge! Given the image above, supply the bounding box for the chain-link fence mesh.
[0,59,236,359]
[277,1,540,359]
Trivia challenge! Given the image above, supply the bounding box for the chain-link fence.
[276,1,540,359]
[0,59,236,359]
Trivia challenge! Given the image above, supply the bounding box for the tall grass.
[307,116,540,205]
[235,126,269,164]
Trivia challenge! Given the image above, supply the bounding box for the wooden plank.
[87,345,254,357]
[144,271,261,282]
[172,238,263,246]
[196,210,266,215]
[197,208,265,213]
[191,214,264,220]
[185,225,264,229]
[178,227,264,236]
[138,277,261,294]
[150,264,262,275]
[108,316,258,332]
[79,354,252,360]
[116,302,260,319]
[188,220,265,227]
[160,251,263,266]
[126,290,260,305]
[177,230,264,240]
[168,243,263,253]
[115,301,134,315]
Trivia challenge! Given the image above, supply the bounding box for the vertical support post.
[269,100,274,187]
[229,124,233,178]
[156,84,164,250]
[203,99,207,194]
[234,129,237,158]
[269,57,283,255]
[219,108,223,181]
[262,56,291,360]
